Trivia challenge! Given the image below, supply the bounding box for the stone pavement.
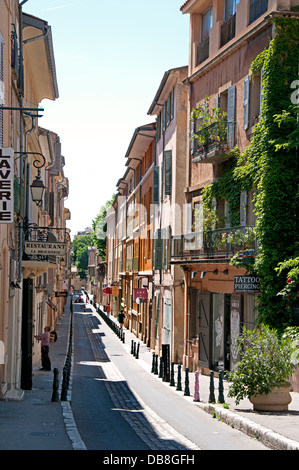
[0,295,299,451]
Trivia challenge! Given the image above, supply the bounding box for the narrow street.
[70,302,268,451]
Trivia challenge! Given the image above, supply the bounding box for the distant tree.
[72,234,93,279]
[92,195,115,260]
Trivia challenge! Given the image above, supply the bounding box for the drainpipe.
[16,0,29,391]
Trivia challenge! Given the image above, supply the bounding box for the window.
[163,150,172,196]
[244,70,263,129]
[249,0,268,24]
[224,0,239,20]
[201,6,213,41]
[162,87,175,132]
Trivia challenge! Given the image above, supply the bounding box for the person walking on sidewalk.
[35,326,51,371]
[118,310,125,329]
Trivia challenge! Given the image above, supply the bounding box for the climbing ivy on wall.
[201,17,299,331]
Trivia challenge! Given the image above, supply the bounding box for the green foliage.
[200,18,299,330]
[227,324,296,405]
[92,195,115,260]
[72,234,93,279]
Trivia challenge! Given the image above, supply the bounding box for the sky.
[23,0,189,237]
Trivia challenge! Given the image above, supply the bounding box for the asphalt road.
[70,305,268,451]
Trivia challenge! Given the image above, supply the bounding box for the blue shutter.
[243,76,250,130]
[227,85,236,148]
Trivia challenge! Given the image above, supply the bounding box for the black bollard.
[159,356,163,378]
[209,370,216,403]
[131,340,134,354]
[218,370,225,403]
[136,343,140,359]
[133,342,136,357]
[151,353,155,373]
[154,354,159,375]
[176,364,182,391]
[60,368,68,401]
[51,368,60,402]
[184,367,190,396]
[170,362,175,386]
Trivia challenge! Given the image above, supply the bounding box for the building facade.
[178,0,298,372]
[0,2,70,398]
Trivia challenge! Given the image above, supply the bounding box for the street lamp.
[28,152,46,206]
[30,173,45,206]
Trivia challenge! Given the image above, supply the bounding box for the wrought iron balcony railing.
[193,121,236,163]
[197,37,209,66]
[220,13,236,47]
[171,226,257,261]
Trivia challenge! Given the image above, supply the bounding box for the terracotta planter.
[249,383,292,411]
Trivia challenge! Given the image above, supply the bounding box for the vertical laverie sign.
[0,148,14,223]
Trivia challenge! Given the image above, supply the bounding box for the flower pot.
[249,383,292,411]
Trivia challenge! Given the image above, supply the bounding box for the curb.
[59,305,87,451]
[196,402,299,450]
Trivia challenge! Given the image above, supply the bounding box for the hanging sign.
[0,148,14,223]
[25,241,67,256]
[234,275,260,293]
[103,287,112,294]
[134,288,148,302]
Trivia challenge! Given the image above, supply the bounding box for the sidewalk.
[0,298,81,451]
[94,301,299,451]
[1,297,299,451]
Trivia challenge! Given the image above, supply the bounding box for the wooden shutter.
[214,93,219,112]
[243,76,250,130]
[163,103,166,132]
[260,67,264,114]
[163,226,171,269]
[198,292,212,368]
[171,87,174,120]
[153,228,163,270]
[155,293,160,339]
[240,191,247,226]
[190,119,195,155]
[164,150,172,196]
[224,200,230,228]
[227,85,236,148]
[153,166,159,204]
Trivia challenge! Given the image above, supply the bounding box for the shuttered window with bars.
[164,150,172,196]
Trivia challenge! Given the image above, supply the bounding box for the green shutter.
[153,166,159,204]
[153,229,163,270]
[163,226,171,269]
[171,88,174,120]
[164,150,172,196]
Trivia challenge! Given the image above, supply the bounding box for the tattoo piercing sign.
[0,148,14,223]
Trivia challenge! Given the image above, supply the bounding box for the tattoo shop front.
[185,266,260,373]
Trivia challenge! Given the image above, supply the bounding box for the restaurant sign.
[25,241,67,256]
[234,275,260,293]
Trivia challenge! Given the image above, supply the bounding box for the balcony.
[192,121,236,164]
[171,226,257,262]
[197,37,209,66]
[220,14,236,47]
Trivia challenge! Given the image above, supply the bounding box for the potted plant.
[227,324,297,411]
